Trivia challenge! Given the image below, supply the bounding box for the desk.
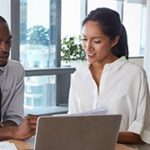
[10,140,32,150]
[10,140,136,150]
[116,144,136,150]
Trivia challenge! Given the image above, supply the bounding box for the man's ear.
[111,35,120,48]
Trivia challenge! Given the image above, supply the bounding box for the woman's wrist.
[118,132,144,144]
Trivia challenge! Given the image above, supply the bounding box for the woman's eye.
[94,40,101,44]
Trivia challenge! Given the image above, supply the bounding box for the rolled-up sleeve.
[128,70,150,144]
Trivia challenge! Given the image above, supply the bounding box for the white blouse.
[68,57,150,150]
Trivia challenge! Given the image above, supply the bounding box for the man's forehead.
[0,22,10,31]
[0,22,11,39]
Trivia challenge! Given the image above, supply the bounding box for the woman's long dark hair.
[82,7,129,59]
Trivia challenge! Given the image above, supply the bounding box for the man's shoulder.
[8,59,24,69]
[6,60,24,75]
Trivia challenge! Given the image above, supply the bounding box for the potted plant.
[61,36,86,65]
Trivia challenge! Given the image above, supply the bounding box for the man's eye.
[6,40,11,44]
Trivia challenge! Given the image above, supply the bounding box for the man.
[0,16,37,140]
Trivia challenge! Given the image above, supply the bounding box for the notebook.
[34,114,121,150]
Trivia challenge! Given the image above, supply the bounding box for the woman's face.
[82,21,118,64]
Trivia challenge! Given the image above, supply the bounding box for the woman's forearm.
[118,132,144,144]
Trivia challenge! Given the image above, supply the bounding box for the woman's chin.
[87,58,95,64]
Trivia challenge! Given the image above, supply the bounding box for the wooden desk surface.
[116,144,136,150]
[10,140,136,150]
[10,140,32,150]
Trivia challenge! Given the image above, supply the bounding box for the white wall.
[144,0,150,86]
[0,0,11,25]
[129,57,143,67]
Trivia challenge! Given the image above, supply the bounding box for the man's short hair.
[0,16,7,23]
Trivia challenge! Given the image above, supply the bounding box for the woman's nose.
[84,41,93,51]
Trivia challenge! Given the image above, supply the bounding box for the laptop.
[34,114,121,150]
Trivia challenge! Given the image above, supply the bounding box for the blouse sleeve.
[128,70,150,144]
[68,73,80,114]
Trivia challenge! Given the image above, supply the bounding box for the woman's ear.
[111,35,120,48]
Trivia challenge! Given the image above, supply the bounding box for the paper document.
[0,141,17,150]
[76,108,107,116]
[53,108,107,117]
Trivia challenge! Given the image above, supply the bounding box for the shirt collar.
[0,60,10,73]
[87,56,127,69]
[0,67,4,72]
[104,56,127,69]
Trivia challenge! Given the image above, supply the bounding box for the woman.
[68,8,150,150]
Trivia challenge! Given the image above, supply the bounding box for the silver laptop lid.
[34,115,121,150]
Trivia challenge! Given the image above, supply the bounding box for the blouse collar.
[87,56,127,70]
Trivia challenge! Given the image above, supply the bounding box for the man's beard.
[0,60,8,67]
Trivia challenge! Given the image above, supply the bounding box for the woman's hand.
[118,132,145,144]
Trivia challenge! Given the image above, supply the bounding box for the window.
[24,75,56,111]
[19,0,60,115]
[61,0,82,67]
[88,0,118,11]
[20,0,56,69]
[87,0,146,57]
[0,0,146,115]
[61,0,81,38]
[123,1,146,56]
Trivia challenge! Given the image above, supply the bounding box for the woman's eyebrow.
[82,34,102,38]
[82,35,103,40]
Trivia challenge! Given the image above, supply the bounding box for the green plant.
[61,36,86,62]
[27,25,49,46]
